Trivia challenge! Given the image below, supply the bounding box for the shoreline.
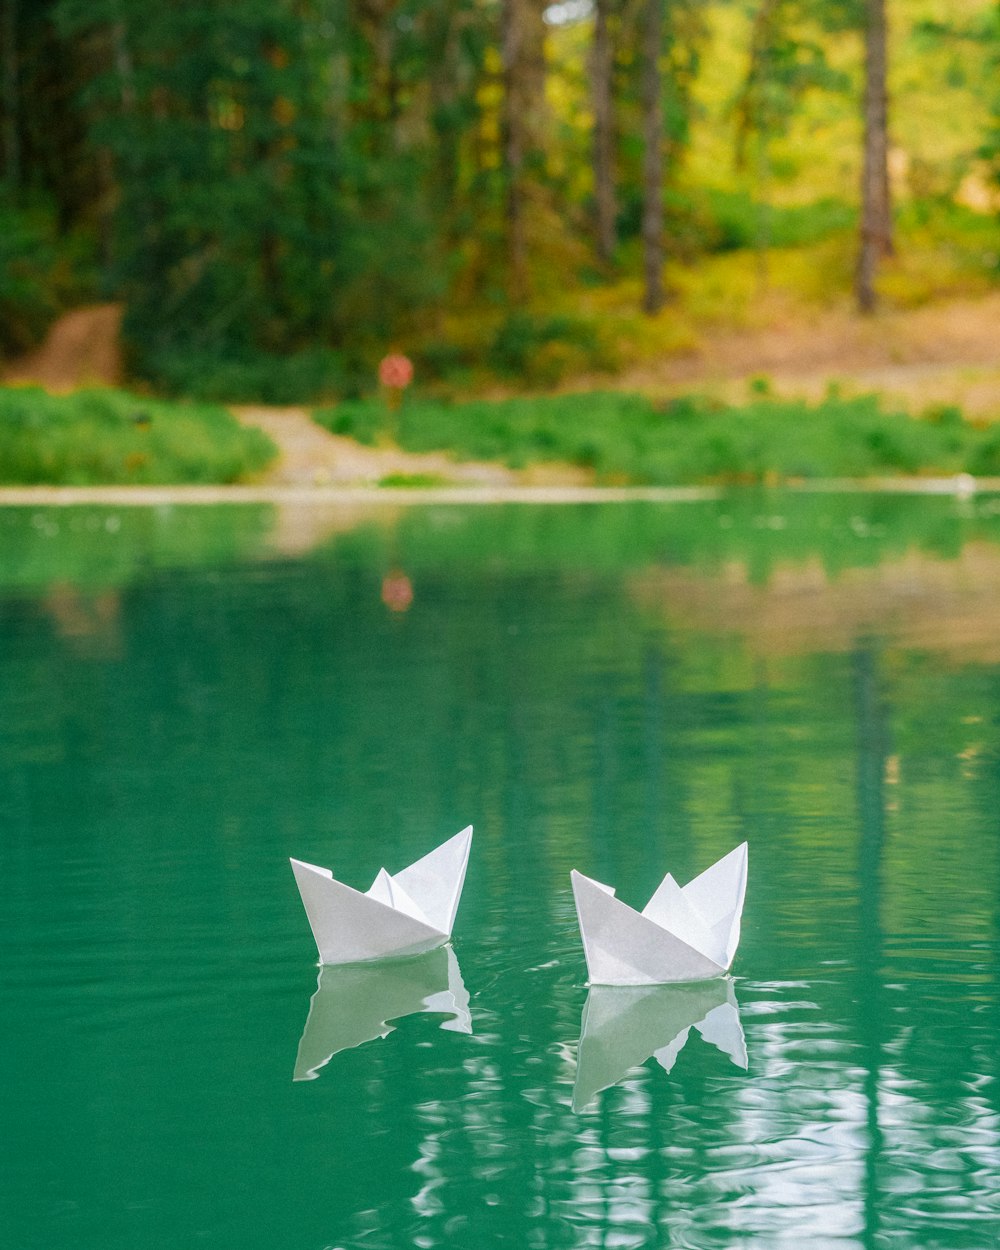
[0,476,997,507]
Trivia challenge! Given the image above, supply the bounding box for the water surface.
[2,494,999,1249]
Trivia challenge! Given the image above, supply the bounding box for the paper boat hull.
[572,870,727,984]
[291,858,446,965]
[290,827,473,966]
[570,843,747,985]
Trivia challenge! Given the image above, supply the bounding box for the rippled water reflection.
[2,496,999,1250]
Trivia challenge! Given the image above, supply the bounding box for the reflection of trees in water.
[632,542,1000,664]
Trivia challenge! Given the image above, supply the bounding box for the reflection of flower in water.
[382,569,413,613]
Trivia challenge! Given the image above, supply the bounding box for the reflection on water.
[573,978,747,1111]
[293,945,471,1080]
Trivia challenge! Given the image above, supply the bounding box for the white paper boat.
[571,842,748,984]
[290,826,472,965]
[293,945,472,1081]
[572,977,746,1110]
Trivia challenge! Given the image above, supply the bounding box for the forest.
[1,0,998,403]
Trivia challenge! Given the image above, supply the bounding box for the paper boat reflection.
[572,977,747,1111]
[571,842,747,984]
[290,826,472,965]
[293,944,472,1080]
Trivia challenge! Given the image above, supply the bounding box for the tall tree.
[501,0,548,298]
[640,0,664,314]
[856,0,892,312]
[591,0,616,267]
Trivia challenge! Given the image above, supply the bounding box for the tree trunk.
[592,0,616,267]
[856,0,892,314]
[501,0,547,300]
[2,0,20,186]
[641,0,664,315]
[428,3,463,228]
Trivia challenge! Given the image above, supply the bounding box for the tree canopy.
[1,0,997,396]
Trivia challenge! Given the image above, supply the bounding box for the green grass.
[0,386,277,485]
[316,390,1000,485]
[377,472,450,488]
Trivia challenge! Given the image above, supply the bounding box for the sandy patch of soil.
[616,291,1000,417]
[3,305,123,390]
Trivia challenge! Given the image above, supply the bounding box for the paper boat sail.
[293,945,472,1081]
[572,977,746,1110]
[290,826,472,965]
[571,842,748,985]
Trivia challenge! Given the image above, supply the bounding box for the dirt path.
[232,405,530,486]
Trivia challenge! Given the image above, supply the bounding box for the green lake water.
[2,493,999,1249]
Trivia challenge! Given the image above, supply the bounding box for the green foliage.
[377,472,449,488]
[0,196,62,354]
[315,390,999,485]
[964,426,1000,476]
[1,0,994,398]
[609,0,707,248]
[612,187,854,261]
[319,397,383,444]
[52,0,470,385]
[141,347,360,405]
[895,197,1000,277]
[488,313,615,386]
[734,0,852,165]
[698,190,854,252]
[0,386,276,484]
[0,188,93,356]
[0,0,102,359]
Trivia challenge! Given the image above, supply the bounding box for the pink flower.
[378,353,414,390]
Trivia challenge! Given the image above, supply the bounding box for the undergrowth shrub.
[315,390,998,485]
[965,427,1000,476]
[698,191,856,253]
[0,387,276,484]
[141,347,361,405]
[488,313,615,386]
[0,189,95,357]
[411,340,477,384]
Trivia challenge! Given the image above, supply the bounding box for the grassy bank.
[316,390,1000,485]
[0,387,276,485]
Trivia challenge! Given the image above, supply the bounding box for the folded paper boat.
[290,826,472,965]
[571,842,748,985]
